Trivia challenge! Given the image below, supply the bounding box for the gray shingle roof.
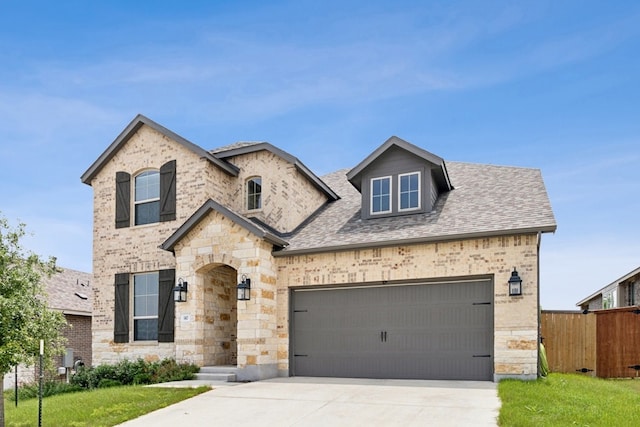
[277,161,556,255]
[44,267,92,315]
[210,141,265,153]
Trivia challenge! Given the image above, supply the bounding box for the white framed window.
[370,176,392,215]
[134,170,160,225]
[398,172,421,211]
[133,272,159,341]
[247,177,262,210]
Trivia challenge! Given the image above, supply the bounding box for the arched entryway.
[198,263,237,366]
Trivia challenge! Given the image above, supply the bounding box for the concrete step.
[195,372,236,382]
[196,366,238,382]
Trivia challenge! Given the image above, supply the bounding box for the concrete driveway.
[118,377,500,426]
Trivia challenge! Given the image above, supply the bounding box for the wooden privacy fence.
[541,308,640,378]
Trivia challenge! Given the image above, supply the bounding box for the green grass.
[498,373,640,426]
[4,385,210,427]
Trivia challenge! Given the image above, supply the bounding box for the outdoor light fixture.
[237,274,251,301]
[508,268,522,296]
[173,278,188,303]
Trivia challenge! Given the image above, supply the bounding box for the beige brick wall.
[225,150,329,233]
[89,125,235,365]
[275,234,541,380]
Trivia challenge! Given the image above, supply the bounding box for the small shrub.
[153,358,198,383]
[133,372,153,385]
[71,358,200,390]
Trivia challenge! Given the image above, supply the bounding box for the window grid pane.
[372,177,391,213]
[134,171,160,202]
[134,319,158,341]
[135,201,160,225]
[400,173,420,210]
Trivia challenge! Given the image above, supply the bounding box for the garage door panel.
[292,280,493,381]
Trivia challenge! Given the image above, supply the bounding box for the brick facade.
[58,314,92,368]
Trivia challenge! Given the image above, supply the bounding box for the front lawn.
[498,373,640,426]
[4,385,210,427]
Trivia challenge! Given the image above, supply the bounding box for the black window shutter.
[114,273,130,343]
[159,160,176,222]
[115,171,131,229]
[158,269,175,343]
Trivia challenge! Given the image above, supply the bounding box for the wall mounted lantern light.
[237,275,251,301]
[508,268,522,296]
[174,278,188,303]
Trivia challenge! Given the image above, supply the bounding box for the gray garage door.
[291,280,493,381]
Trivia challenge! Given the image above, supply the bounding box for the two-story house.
[81,114,556,382]
[577,266,640,311]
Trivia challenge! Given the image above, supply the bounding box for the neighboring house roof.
[347,136,453,192]
[160,198,289,252]
[213,142,339,201]
[576,265,640,307]
[44,267,92,316]
[275,161,557,255]
[81,114,239,184]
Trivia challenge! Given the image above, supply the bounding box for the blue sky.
[0,1,638,309]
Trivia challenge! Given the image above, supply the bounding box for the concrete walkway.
[117,377,500,426]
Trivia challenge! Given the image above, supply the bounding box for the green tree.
[0,214,67,427]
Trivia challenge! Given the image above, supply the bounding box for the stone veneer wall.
[89,125,235,365]
[172,211,279,380]
[225,150,329,233]
[274,233,541,381]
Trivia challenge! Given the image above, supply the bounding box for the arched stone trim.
[194,253,241,274]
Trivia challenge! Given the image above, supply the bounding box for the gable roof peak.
[81,114,239,185]
[213,141,339,201]
[160,198,288,252]
[346,136,452,192]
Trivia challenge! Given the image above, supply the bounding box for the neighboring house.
[577,266,640,311]
[2,267,92,389]
[45,267,93,370]
[81,114,556,382]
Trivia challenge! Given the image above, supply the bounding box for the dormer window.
[347,136,453,220]
[247,177,262,210]
[399,172,420,211]
[371,176,392,215]
[134,170,160,225]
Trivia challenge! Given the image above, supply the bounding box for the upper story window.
[134,170,160,225]
[247,177,262,210]
[399,172,420,211]
[371,176,392,215]
[115,160,176,229]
